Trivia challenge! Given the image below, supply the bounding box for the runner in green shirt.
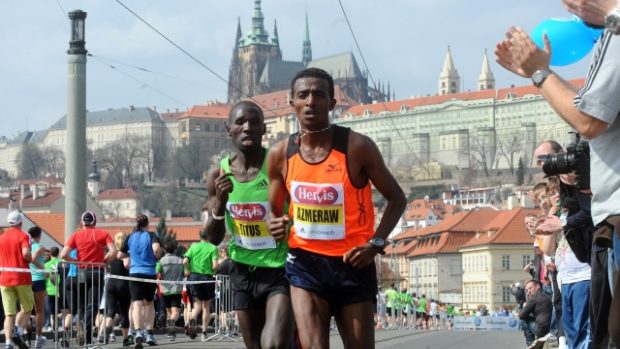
[44,247,61,333]
[384,284,399,328]
[183,238,218,340]
[416,294,428,329]
[204,101,294,348]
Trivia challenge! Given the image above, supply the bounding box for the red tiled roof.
[180,103,231,120]
[345,78,585,116]
[24,212,207,245]
[26,212,66,244]
[0,187,63,209]
[97,188,138,200]
[391,209,503,257]
[160,111,185,122]
[461,208,538,248]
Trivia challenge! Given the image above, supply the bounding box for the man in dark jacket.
[519,279,553,348]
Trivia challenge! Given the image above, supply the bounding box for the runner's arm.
[344,133,406,268]
[267,140,290,241]
[104,240,117,263]
[205,166,227,246]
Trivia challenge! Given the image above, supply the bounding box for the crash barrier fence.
[205,274,238,342]
[0,262,222,348]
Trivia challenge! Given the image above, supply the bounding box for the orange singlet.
[285,125,375,257]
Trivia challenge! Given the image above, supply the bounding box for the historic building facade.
[335,51,579,174]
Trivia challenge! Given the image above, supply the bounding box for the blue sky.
[0,0,591,138]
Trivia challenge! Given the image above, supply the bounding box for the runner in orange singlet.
[268,67,406,349]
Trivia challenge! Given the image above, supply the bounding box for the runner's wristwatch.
[605,8,620,35]
[368,237,386,255]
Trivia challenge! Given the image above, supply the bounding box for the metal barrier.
[205,274,238,342]
[56,261,107,349]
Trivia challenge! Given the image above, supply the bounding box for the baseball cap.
[7,210,23,226]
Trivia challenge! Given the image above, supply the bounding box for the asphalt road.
[34,329,527,349]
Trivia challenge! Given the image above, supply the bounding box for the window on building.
[502,255,510,270]
[522,255,533,269]
[502,286,512,303]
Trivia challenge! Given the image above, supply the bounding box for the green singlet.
[221,148,288,268]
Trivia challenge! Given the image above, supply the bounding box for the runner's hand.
[343,244,377,269]
[269,215,290,241]
[214,172,234,207]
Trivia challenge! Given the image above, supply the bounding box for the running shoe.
[109,333,116,342]
[123,335,135,347]
[145,332,157,346]
[34,336,46,349]
[11,335,28,349]
[134,333,144,349]
[187,319,197,339]
[201,332,208,342]
[167,331,176,341]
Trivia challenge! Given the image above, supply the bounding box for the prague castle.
[226,0,390,104]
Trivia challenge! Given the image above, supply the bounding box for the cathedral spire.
[235,17,243,48]
[438,45,460,95]
[478,49,495,91]
[302,11,312,67]
[272,19,279,47]
[248,0,269,44]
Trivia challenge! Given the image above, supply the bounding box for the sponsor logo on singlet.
[227,201,276,250]
[291,181,345,240]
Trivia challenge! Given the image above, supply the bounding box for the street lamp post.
[64,10,87,241]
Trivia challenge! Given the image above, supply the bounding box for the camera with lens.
[537,132,590,190]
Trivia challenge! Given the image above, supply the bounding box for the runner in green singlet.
[204,101,293,349]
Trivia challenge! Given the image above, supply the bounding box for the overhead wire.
[88,54,225,93]
[89,53,189,107]
[336,0,418,157]
[113,0,282,118]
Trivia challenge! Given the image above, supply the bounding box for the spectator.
[519,279,553,348]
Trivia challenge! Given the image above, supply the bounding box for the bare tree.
[96,135,149,188]
[174,140,216,181]
[497,135,522,175]
[41,146,65,178]
[18,144,44,179]
[469,131,496,178]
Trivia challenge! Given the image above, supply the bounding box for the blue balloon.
[532,18,595,66]
[571,15,604,41]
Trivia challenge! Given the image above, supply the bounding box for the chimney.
[30,184,37,200]
[165,209,172,221]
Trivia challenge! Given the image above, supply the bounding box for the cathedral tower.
[438,46,460,95]
[478,49,495,91]
[227,0,282,103]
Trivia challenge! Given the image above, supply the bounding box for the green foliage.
[516,157,525,186]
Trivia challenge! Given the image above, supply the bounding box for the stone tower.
[438,46,460,95]
[227,0,282,103]
[478,49,495,91]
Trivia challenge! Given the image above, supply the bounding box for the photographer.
[496,0,620,344]
[531,141,593,349]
